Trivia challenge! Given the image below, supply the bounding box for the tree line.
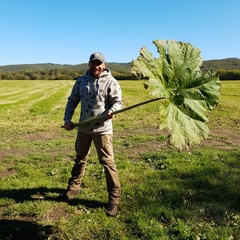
[1,61,240,80]
[0,68,135,80]
[217,70,240,80]
[1,69,240,80]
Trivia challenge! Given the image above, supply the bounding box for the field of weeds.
[0,80,240,240]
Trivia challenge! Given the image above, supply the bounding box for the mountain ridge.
[1,58,240,73]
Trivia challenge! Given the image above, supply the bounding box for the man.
[58,52,123,217]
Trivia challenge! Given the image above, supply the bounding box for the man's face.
[89,59,105,77]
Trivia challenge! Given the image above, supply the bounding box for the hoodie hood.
[86,68,112,79]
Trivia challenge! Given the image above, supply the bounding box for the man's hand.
[105,110,113,119]
[64,122,74,131]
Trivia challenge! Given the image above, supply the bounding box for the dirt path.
[1,129,239,161]
[115,129,240,155]
[200,129,240,150]
[0,128,239,180]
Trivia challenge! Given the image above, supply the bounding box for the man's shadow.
[0,187,106,208]
[0,219,53,240]
[0,187,106,239]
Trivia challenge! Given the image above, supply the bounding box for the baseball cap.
[89,52,105,63]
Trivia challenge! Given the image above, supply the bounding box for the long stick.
[66,97,163,128]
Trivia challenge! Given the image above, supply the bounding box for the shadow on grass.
[0,219,53,240]
[0,187,62,203]
[181,163,240,212]
[132,154,240,223]
[0,187,106,208]
[0,187,106,239]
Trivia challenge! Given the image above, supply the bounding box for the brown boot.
[106,203,118,217]
[57,189,79,201]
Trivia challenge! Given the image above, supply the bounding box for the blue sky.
[0,0,239,65]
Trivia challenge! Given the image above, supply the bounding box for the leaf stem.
[72,97,164,128]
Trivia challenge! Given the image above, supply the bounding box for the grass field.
[0,80,240,240]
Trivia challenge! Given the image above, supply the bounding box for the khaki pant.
[68,132,121,204]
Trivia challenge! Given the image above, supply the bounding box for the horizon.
[1,57,240,67]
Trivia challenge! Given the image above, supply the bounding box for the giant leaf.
[131,40,221,150]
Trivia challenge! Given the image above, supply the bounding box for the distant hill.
[0,58,240,73]
[201,58,240,71]
[0,62,131,74]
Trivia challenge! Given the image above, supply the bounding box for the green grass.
[0,80,240,240]
[208,80,240,130]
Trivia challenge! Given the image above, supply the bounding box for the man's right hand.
[64,122,74,131]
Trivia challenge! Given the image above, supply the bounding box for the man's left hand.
[106,110,113,119]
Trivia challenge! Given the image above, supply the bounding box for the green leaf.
[131,40,221,150]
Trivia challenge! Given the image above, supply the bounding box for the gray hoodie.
[64,69,123,134]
